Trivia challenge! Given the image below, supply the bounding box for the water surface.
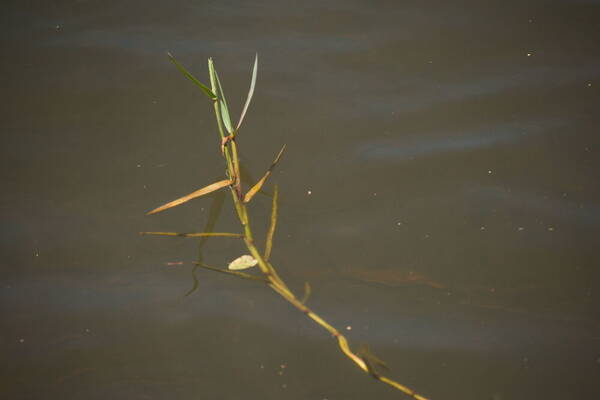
[2,1,599,399]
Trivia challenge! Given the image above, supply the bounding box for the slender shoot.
[145,53,430,400]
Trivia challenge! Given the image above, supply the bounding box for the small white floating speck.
[518,227,525,231]
[346,325,352,331]
[307,190,312,195]
[228,255,258,270]
[548,227,554,231]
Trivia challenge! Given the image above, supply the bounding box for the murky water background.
[2,1,599,399]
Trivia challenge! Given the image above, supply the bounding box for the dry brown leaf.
[221,135,234,155]
[243,145,286,203]
[146,179,232,215]
[139,231,242,238]
[264,184,278,261]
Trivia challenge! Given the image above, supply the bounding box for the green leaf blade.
[236,53,258,132]
[219,100,233,133]
[214,68,234,133]
[167,52,216,100]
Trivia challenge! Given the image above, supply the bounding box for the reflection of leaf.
[196,262,268,283]
[357,344,389,379]
[187,191,226,298]
[301,281,311,304]
[228,255,258,270]
[239,162,255,188]
[146,179,232,215]
[185,264,201,297]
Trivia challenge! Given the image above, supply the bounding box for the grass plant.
[142,54,429,400]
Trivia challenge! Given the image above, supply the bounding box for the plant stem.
[220,114,428,400]
[156,55,430,399]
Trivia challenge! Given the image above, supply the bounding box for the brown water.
[2,1,599,399]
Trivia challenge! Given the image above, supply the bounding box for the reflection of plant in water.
[141,54,429,400]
